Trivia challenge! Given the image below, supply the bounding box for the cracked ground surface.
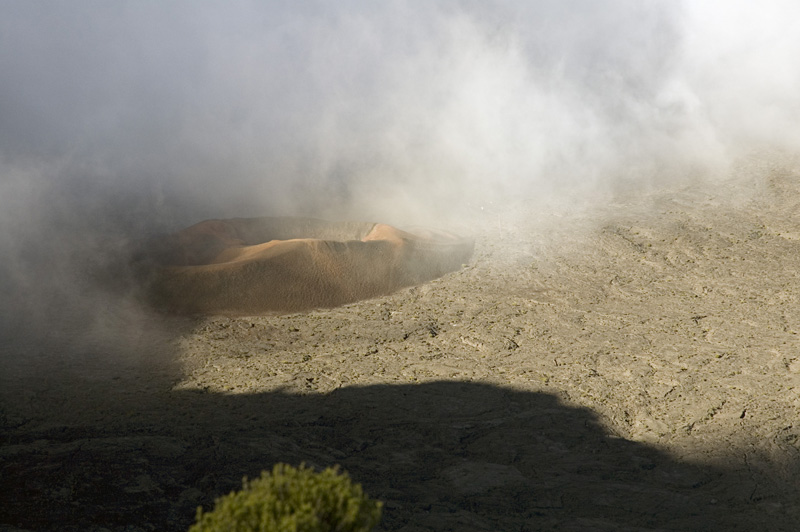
[2,153,800,531]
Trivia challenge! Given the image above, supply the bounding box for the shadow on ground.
[1,375,791,532]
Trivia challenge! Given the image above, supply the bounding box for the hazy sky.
[2,1,798,224]
[1,1,799,342]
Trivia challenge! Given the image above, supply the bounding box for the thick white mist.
[1,0,799,357]
[681,1,800,153]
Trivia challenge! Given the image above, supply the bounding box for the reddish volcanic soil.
[144,217,474,315]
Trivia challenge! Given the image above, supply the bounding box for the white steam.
[1,0,799,353]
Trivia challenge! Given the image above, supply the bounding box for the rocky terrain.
[3,153,800,531]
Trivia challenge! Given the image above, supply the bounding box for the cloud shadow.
[1,377,791,531]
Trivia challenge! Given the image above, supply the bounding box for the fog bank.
[1,1,799,355]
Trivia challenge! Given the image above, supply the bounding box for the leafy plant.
[189,463,382,532]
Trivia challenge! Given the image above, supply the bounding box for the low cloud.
[1,0,799,356]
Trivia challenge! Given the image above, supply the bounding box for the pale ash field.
[3,154,800,531]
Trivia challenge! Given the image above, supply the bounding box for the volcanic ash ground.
[3,154,800,531]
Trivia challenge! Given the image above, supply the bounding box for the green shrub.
[188,463,382,532]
